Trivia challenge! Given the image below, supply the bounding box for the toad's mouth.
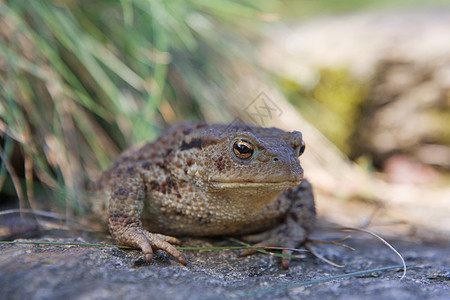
[211,179,302,188]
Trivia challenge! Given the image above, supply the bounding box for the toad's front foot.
[108,217,186,265]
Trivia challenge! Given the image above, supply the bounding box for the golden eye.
[233,140,254,160]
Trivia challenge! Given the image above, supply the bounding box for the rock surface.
[0,232,448,300]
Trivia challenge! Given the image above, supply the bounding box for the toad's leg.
[241,179,316,269]
[107,168,186,265]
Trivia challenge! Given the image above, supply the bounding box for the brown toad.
[91,122,316,268]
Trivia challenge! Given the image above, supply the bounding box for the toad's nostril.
[273,157,279,162]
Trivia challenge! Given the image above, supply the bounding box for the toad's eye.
[299,143,306,156]
[233,139,254,160]
[297,142,306,157]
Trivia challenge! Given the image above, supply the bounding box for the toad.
[91,122,316,268]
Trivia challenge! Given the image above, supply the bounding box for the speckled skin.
[91,122,316,268]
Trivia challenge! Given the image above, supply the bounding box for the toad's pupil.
[236,144,252,153]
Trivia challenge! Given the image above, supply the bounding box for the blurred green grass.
[0,0,271,215]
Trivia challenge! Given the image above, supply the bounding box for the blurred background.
[1,0,449,240]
